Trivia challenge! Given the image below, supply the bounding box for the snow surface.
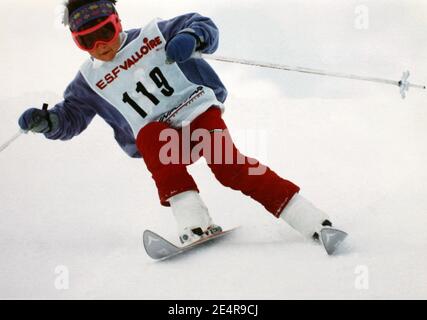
[1,0,427,299]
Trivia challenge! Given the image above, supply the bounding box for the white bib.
[80,19,223,138]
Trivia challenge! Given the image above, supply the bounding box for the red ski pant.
[136,107,300,218]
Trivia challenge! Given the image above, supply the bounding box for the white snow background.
[0,0,426,299]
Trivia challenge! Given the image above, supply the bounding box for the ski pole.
[0,130,27,154]
[200,54,426,99]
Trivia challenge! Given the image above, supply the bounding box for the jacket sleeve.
[157,12,219,54]
[45,73,97,141]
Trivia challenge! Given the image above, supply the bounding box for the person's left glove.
[165,33,201,63]
[18,107,59,133]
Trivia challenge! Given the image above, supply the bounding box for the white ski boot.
[169,191,222,246]
[280,194,348,255]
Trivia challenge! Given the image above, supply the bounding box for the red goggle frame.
[71,14,122,51]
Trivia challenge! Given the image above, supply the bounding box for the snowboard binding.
[179,224,223,245]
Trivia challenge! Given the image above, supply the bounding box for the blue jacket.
[45,13,227,158]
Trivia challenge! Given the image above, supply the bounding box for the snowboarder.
[18,0,346,253]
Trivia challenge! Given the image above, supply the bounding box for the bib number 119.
[122,67,174,118]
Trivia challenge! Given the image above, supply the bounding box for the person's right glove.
[18,107,59,133]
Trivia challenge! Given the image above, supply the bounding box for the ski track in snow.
[0,0,426,299]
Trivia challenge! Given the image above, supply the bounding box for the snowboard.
[143,228,237,261]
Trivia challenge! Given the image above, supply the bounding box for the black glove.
[18,105,59,133]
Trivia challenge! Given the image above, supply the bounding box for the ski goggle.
[71,14,122,51]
